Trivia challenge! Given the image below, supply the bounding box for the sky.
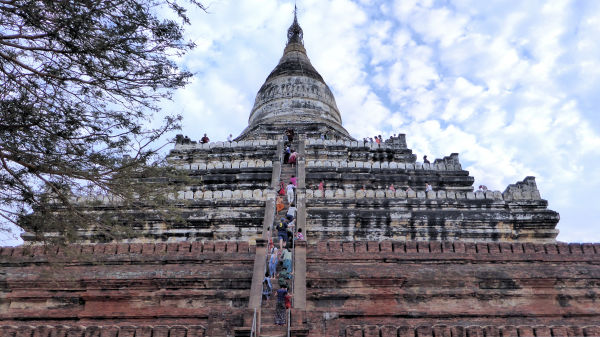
[2,0,599,245]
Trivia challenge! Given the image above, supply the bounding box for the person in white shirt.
[286,182,295,204]
[286,203,296,221]
[425,182,433,192]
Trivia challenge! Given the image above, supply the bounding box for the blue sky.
[2,0,599,245]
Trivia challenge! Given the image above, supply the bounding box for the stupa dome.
[237,12,352,140]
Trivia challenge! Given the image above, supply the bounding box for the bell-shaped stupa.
[238,11,352,140]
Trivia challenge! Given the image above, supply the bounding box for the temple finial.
[287,4,303,45]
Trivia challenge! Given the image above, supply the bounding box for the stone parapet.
[343,325,600,337]
[0,325,207,337]
[311,240,599,258]
[174,139,278,150]
[306,187,541,201]
[0,241,257,259]
[307,159,462,171]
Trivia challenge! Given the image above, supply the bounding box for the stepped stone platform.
[2,11,598,337]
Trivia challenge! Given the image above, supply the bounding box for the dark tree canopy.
[0,0,205,244]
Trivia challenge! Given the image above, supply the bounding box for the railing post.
[292,240,306,309]
[248,239,267,309]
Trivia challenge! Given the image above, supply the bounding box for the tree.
[0,0,205,245]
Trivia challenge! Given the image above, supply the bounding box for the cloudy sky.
[2,0,599,245]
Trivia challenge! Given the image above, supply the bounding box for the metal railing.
[250,308,257,337]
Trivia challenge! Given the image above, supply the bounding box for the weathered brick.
[355,241,367,253]
[366,241,380,252]
[380,325,397,337]
[345,325,362,337]
[363,325,379,337]
[380,241,392,252]
[499,326,517,337]
[417,241,430,253]
[466,326,483,337]
[392,242,406,253]
[517,326,534,337]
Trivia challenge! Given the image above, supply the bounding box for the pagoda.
[1,12,599,337]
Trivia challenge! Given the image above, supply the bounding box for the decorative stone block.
[242,190,252,199]
[340,161,348,167]
[345,189,355,198]
[240,161,248,168]
[372,162,381,169]
[252,189,262,199]
[427,191,436,199]
[375,190,385,198]
[247,160,256,168]
[214,162,224,169]
[436,163,446,170]
[315,160,323,167]
[365,190,375,198]
[356,161,364,168]
[406,163,414,169]
[356,190,366,198]
[207,162,215,170]
[381,162,389,169]
[415,163,423,170]
[232,190,242,199]
[203,191,213,199]
[395,190,407,198]
[389,162,398,169]
[475,191,485,199]
[446,191,456,199]
[314,190,323,198]
[223,162,232,169]
[385,190,395,198]
[306,190,314,198]
[467,192,476,199]
[177,191,185,199]
[351,141,358,147]
[522,191,532,199]
[222,190,232,199]
[407,190,417,198]
[184,191,194,199]
[437,190,446,198]
[423,163,430,170]
[335,189,345,198]
[213,190,223,199]
[398,163,406,169]
[493,191,503,200]
[265,160,273,167]
[324,190,334,198]
[417,191,426,198]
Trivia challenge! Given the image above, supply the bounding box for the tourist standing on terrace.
[200,133,209,143]
[290,175,297,186]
